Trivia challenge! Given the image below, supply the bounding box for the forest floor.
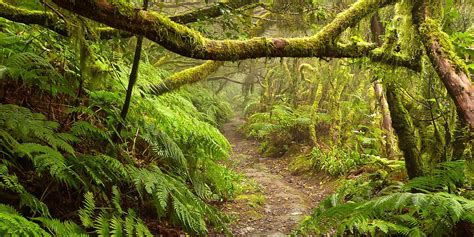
[220,116,337,236]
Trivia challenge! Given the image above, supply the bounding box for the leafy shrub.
[243,104,312,156]
[309,146,369,176]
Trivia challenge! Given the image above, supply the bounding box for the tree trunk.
[413,0,474,131]
[370,12,396,158]
[115,0,149,141]
[373,81,396,158]
[386,85,424,179]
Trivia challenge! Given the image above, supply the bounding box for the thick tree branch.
[2,0,419,70]
[50,0,400,61]
[0,1,68,36]
[0,0,259,39]
[413,0,474,131]
[149,11,276,96]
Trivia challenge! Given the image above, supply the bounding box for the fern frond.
[16,143,80,188]
[94,212,110,237]
[78,192,96,228]
[297,191,474,236]
[0,204,50,237]
[404,160,466,193]
[111,186,124,215]
[34,217,87,237]
[71,121,112,144]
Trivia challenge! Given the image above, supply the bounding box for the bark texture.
[370,12,396,159]
[413,0,474,131]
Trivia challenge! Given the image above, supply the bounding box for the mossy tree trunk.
[0,0,258,39]
[386,84,424,179]
[413,0,474,132]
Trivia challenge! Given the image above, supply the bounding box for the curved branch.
[150,61,224,95]
[0,0,260,39]
[50,0,398,60]
[0,1,68,36]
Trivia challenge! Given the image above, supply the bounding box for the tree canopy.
[0,0,473,236]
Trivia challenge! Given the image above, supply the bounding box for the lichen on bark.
[150,61,224,95]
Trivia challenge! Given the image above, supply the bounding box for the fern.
[77,192,153,237]
[0,204,50,237]
[16,143,80,188]
[297,161,473,236]
[71,121,112,144]
[140,127,188,175]
[111,186,125,215]
[127,165,228,235]
[4,52,74,95]
[297,192,474,236]
[78,192,96,228]
[0,164,51,217]
[403,160,467,193]
[34,218,87,237]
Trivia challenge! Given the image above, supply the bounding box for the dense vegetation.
[0,0,473,236]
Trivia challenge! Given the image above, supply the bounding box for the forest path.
[220,116,334,236]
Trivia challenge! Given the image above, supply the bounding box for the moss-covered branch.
[150,61,224,95]
[413,0,474,131]
[0,1,69,36]
[0,0,260,39]
[50,0,400,60]
[149,11,276,96]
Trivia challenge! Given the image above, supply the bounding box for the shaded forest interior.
[0,0,473,236]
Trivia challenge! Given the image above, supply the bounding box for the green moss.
[419,18,470,75]
[152,60,223,95]
[235,194,265,208]
[0,2,67,35]
[289,155,314,174]
[386,85,424,179]
[243,210,264,219]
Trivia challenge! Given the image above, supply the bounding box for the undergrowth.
[296,161,474,236]
[0,18,236,235]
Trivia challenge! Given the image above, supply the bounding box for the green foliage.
[298,191,473,236]
[243,104,312,156]
[0,20,236,234]
[0,204,50,237]
[128,166,228,234]
[2,51,76,96]
[310,146,369,176]
[0,164,51,217]
[450,31,474,73]
[296,161,473,236]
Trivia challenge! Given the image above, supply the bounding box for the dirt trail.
[220,116,334,236]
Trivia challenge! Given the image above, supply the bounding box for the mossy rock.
[289,154,314,175]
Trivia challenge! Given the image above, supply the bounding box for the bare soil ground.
[220,116,337,236]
